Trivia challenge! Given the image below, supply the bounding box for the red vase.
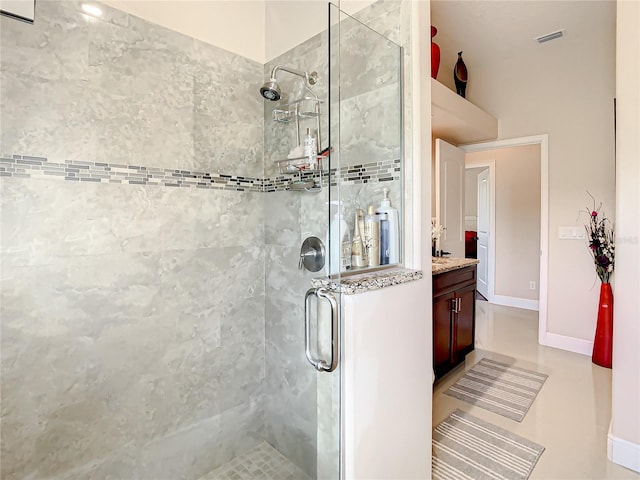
[592,282,613,368]
[431,26,440,79]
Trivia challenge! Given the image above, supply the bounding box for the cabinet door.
[433,292,454,376]
[453,284,476,359]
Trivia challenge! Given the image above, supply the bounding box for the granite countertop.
[311,267,423,295]
[432,257,479,275]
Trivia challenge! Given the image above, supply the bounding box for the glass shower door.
[261,3,402,479]
[327,3,404,280]
[322,2,403,478]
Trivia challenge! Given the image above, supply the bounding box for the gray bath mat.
[433,409,545,480]
[444,358,548,422]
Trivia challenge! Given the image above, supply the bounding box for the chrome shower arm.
[270,65,317,85]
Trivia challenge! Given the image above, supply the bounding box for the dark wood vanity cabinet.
[433,265,477,380]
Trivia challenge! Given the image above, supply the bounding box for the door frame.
[461,134,549,347]
[464,162,495,302]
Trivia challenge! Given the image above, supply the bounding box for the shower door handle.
[304,287,339,373]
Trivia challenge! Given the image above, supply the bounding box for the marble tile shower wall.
[337,1,403,222]
[261,29,329,479]
[0,2,266,479]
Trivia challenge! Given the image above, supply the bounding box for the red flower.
[591,211,598,217]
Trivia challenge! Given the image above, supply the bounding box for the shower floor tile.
[200,442,312,480]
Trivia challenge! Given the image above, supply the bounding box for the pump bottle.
[375,188,399,264]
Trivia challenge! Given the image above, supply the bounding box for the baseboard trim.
[490,294,539,311]
[541,332,593,356]
[608,424,640,473]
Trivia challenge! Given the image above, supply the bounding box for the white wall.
[264,0,326,62]
[101,1,266,63]
[450,2,615,345]
[342,279,431,479]
[466,145,541,301]
[100,0,379,64]
[609,0,640,473]
[265,0,377,62]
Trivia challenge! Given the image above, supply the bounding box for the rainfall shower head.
[259,65,318,101]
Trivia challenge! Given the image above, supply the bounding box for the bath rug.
[443,358,548,422]
[433,409,545,480]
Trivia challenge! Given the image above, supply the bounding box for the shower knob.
[299,236,325,272]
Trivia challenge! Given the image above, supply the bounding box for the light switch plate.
[558,226,586,240]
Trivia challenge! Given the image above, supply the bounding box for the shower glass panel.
[328,3,403,279]
[262,3,339,480]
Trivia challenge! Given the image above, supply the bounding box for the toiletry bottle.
[327,202,351,275]
[351,211,366,268]
[363,205,380,267]
[377,211,390,265]
[341,223,352,271]
[355,208,368,266]
[375,188,399,264]
[303,127,317,169]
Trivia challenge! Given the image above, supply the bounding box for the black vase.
[454,51,468,98]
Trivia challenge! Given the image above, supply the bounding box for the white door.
[435,139,465,258]
[477,168,490,299]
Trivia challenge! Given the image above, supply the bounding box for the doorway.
[464,166,491,299]
[462,135,549,346]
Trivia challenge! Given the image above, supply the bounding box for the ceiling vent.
[536,30,564,44]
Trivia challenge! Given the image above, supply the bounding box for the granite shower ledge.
[311,267,423,295]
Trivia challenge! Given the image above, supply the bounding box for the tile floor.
[434,301,640,480]
[199,442,311,480]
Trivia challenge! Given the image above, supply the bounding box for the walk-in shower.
[0,1,404,479]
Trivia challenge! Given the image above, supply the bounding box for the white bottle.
[363,205,380,267]
[375,188,399,264]
[326,202,351,275]
[351,211,366,268]
[303,127,317,169]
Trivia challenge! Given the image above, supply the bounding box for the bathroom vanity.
[432,258,479,380]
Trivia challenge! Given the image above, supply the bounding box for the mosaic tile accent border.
[0,155,265,192]
[0,154,401,193]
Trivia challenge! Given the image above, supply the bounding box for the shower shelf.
[275,156,324,175]
[272,96,323,124]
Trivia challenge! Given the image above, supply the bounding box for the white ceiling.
[431,0,616,69]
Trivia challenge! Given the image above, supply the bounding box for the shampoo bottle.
[375,188,399,264]
[357,208,366,256]
[363,205,380,267]
[351,211,366,268]
[327,202,351,275]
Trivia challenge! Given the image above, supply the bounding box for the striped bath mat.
[433,409,544,480]
[444,358,548,422]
